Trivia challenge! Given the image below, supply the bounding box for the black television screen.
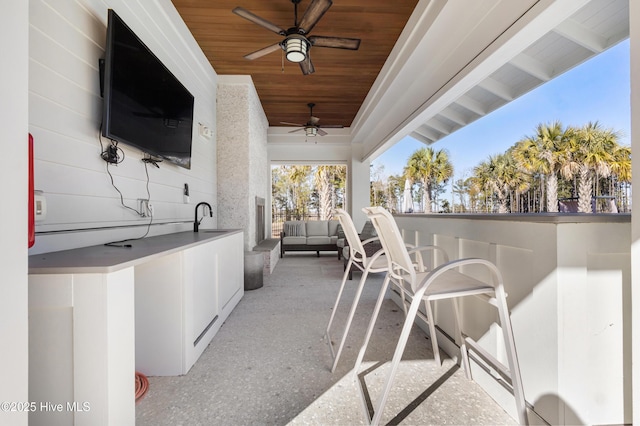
[102,9,194,169]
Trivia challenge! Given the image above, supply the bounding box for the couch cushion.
[283,221,306,237]
[306,221,328,237]
[282,236,307,245]
[328,220,340,236]
[330,235,338,244]
[360,220,377,239]
[307,236,331,245]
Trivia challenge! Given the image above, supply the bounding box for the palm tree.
[572,122,618,213]
[512,121,572,212]
[473,153,522,213]
[609,144,632,211]
[404,147,453,213]
[471,160,494,212]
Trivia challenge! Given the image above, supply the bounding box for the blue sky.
[372,39,631,184]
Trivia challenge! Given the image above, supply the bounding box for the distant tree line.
[272,165,346,220]
[370,121,631,213]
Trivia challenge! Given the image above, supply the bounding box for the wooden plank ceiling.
[171,0,419,128]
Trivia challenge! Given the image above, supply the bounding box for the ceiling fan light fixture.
[305,126,318,137]
[284,35,309,63]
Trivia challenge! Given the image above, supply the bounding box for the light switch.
[34,190,47,222]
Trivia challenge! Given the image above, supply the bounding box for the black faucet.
[194,202,213,232]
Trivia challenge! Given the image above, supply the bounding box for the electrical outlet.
[198,123,213,140]
[183,183,190,204]
[138,199,152,217]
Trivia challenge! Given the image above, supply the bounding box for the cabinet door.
[217,232,243,310]
[183,243,219,344]
[135,252,184,376]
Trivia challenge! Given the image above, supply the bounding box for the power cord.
[98,127,155,247]
[100,136,124,165]
[142,156,162,168]
[104,160,154,247]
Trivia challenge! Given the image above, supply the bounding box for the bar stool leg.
[370,289,425,426]
[330,267,371,373]
[353,274,391,377]
[451,297,472,380]
[495,287,528,425]
[325,257,354,360]
[424,299,441,365]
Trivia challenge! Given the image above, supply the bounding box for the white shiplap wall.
[29,0,218,254]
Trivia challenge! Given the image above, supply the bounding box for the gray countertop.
[28,229,242,275]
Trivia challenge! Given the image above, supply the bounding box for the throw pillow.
[284,222,299,236]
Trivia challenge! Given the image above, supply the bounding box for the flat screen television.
[101,9,194,169]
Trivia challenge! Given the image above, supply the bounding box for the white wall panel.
[29,0,218,254]
[0,2,29,424]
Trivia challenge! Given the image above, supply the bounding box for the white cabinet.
[28,230,244,426]
[184,242,219,345]
[29,268,136,426]
[135,231,244,376]
[217,232,244,311]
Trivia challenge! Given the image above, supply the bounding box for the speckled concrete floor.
[135,253,517,425]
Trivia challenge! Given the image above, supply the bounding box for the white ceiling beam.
[438,108,468,126]
[415,124,442,141]
[409,131,435,145]
[553,18,606,53]
[454,95,486,115]
[477,77,513,100]
[510,52,553,81]
[425,118,452,135]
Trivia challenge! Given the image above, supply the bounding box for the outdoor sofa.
[280,220,342,258]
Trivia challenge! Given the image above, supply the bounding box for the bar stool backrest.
[333,209,367,264]
[362,206,417,291]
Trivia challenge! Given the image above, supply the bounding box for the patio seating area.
[135,252,516,425]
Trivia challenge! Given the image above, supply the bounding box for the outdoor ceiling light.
[284,35,309,63]
[305,126,318,137]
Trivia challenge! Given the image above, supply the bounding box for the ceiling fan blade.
[244,43,282,60]
[297,0,332,35]
[317,128,328,136]
[232,7,286,35]
[299,57,315,75]
[319,124,344,128]
[280,121,304,126]
[309,35,361,50]
[288,128,305,134]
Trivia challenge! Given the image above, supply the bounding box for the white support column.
[0,3,29,426]
[349,143,371,229]
[630,0,640,423]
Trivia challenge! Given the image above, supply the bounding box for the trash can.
[244,251,264,290]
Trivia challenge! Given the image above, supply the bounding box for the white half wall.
[0,3,29,425]
[28,0,218,254]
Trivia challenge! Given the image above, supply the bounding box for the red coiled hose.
[135,371,149,404]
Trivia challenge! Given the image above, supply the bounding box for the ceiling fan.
[281,103,344,138]
[232,0,361,75]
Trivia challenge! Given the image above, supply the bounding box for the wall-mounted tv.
[101,9,194,169]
